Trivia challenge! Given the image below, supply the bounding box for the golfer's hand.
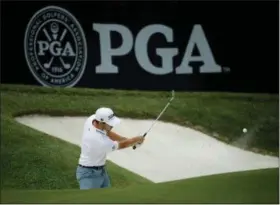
[136,136,145,144]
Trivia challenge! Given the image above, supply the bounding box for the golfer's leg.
[101,168,111,188]
[76,166,103,189]
[78,177,96,190]
[79,176,103,189]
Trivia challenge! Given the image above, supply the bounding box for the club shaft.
[133,91,175,150]
[144,99,173,136]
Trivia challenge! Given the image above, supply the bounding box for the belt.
[78,164,105,170]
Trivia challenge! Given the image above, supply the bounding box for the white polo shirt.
[78,114,119,166]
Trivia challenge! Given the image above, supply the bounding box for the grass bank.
[1,168,278,204]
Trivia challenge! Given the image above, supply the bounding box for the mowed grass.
[0,84,279,203]
[1,168,279,204]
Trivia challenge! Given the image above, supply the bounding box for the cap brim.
[107,116,121,127]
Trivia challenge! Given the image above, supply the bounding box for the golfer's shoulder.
[83,115,100,136]
[84,114,95,127]
[87,114,96,122]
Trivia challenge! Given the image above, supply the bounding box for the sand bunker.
[15,115,278,183]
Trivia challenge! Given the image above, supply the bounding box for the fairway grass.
[1,84,279,203]
[1,168,279,204]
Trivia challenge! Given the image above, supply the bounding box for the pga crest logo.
[24,6,87,87]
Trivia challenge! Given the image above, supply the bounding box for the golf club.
[59,57,71,69]
[43,57,54,69]
[133,90,175,150]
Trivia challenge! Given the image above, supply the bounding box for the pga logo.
[24,6,227,88]
[93,24,226,75]
[24,6,87,87]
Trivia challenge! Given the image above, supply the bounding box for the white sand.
[15,115,279,183]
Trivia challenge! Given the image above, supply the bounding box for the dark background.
[1,1,279,93]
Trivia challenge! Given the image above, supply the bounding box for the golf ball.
[243,128,247,133]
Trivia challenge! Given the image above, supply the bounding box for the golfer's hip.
[76,164,104,178]
[78,164,105,169]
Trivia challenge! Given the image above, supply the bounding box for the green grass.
[1,84,279,203]
[1,168,279,203]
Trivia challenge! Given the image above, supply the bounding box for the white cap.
[94,107,121,127]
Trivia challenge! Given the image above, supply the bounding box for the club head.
[44,64,49,69]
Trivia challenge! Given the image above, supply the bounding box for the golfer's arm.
[118,137,140,149]
[108,131,127,142]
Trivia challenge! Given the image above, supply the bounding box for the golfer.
[76,107,145,189]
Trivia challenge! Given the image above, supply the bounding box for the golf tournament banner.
[1,1,278,93]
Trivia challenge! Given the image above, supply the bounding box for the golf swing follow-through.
[76,90,175,189]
